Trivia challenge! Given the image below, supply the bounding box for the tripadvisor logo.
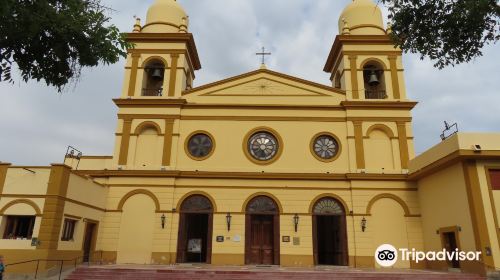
[375,244,482,267]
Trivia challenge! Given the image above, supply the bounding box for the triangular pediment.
[183,69,345,99]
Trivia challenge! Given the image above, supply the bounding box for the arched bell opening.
[312,197,349,266]
[176,195,214,264]
[142,59,165,96]
[363,61,387,99]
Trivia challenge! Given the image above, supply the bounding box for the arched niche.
[365,127,395,171]
[133,124,162,168]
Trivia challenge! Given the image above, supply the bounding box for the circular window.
[186,132,214,160]
[247,131,279,162]
[311,133,341,162]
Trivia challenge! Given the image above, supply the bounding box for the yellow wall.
[116,194,155,264]
[371,198,410,268]
[417,163,476,256]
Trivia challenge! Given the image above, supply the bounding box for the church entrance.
[177,195,213,264]
[312,197,348,266]
[245,196,280,265]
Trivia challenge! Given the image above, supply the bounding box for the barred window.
[61,219,77,241]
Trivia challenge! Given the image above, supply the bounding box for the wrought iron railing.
[142,88,163,96]
[365,90,387,99]
[4,251,104,280]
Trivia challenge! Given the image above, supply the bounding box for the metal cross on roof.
[256,47,272,65]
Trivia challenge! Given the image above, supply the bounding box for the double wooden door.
[248,215,275,265]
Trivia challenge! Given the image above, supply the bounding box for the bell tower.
[113,0,201,170]
[324,0,407,101]
[121,0,201,99]
[324,0,416,173]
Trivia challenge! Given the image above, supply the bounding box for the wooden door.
[83,223,96,262]
[443,232,460,268]
[248,215,274,265]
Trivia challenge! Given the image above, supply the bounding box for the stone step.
[65,266,486,280]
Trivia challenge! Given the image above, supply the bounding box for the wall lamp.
[226,213,232,232]
[161,214,166,229]
[361,217,367,232]
[293,214,300,233]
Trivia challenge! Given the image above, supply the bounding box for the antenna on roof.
[440,121,458,141]
[65,146,83,170]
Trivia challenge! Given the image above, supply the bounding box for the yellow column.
[396,122,409,169]
[388,55,401,99]
[162,120,175,166]
[38,164,71,250]
[168,54,180,97]
[127,53,141,97]
[0,163,11,194]
[348,55,359,99]
[353,121,365,169]
[463,161,494,275]
[118,119,133,166]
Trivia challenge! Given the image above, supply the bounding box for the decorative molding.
[388,55,401,99]
[409,150,500,180]
[353,121,366,169]
[125,33,201,70]
[162,120,175,166]
[184,130,216,161]
[397,122,410,169]
[127,54,141,97]
[365,124,396,138]
[309,132,342,163]
[168,54,180,97]
[348,55,359,99]
[118,120,132,166]
[242,127,284,166]
[117,189,161,212]
[0,199,42,216]
[365,193,413,217]
[183,68,344,96]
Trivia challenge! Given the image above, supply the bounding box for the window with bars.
[2,216,35,239]
[61,219,77,241]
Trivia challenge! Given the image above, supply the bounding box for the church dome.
[338,0,385,35]
[143,0,188,33]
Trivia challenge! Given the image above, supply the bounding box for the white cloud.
[0,0,499,165]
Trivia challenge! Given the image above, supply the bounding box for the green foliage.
[382,0,500,68]
[0,0,132,91]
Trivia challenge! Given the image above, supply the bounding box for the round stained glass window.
[312,134,339,161]
[248,132,279,161]
[187,133,214,160]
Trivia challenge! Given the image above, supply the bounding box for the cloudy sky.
[0,0,499,166]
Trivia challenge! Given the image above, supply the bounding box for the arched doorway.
[312,197,348,266]
[245,195,280,265]
[176,195,214,263]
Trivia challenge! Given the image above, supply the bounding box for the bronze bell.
[151,68,163,80]
[368,70,380,86]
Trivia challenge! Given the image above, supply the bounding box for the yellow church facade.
[1,0,499,277]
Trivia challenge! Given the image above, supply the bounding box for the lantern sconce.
[293,214,300,233]
[226,212,232,232]
[161,214,166,229]
[361,217,367,232]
